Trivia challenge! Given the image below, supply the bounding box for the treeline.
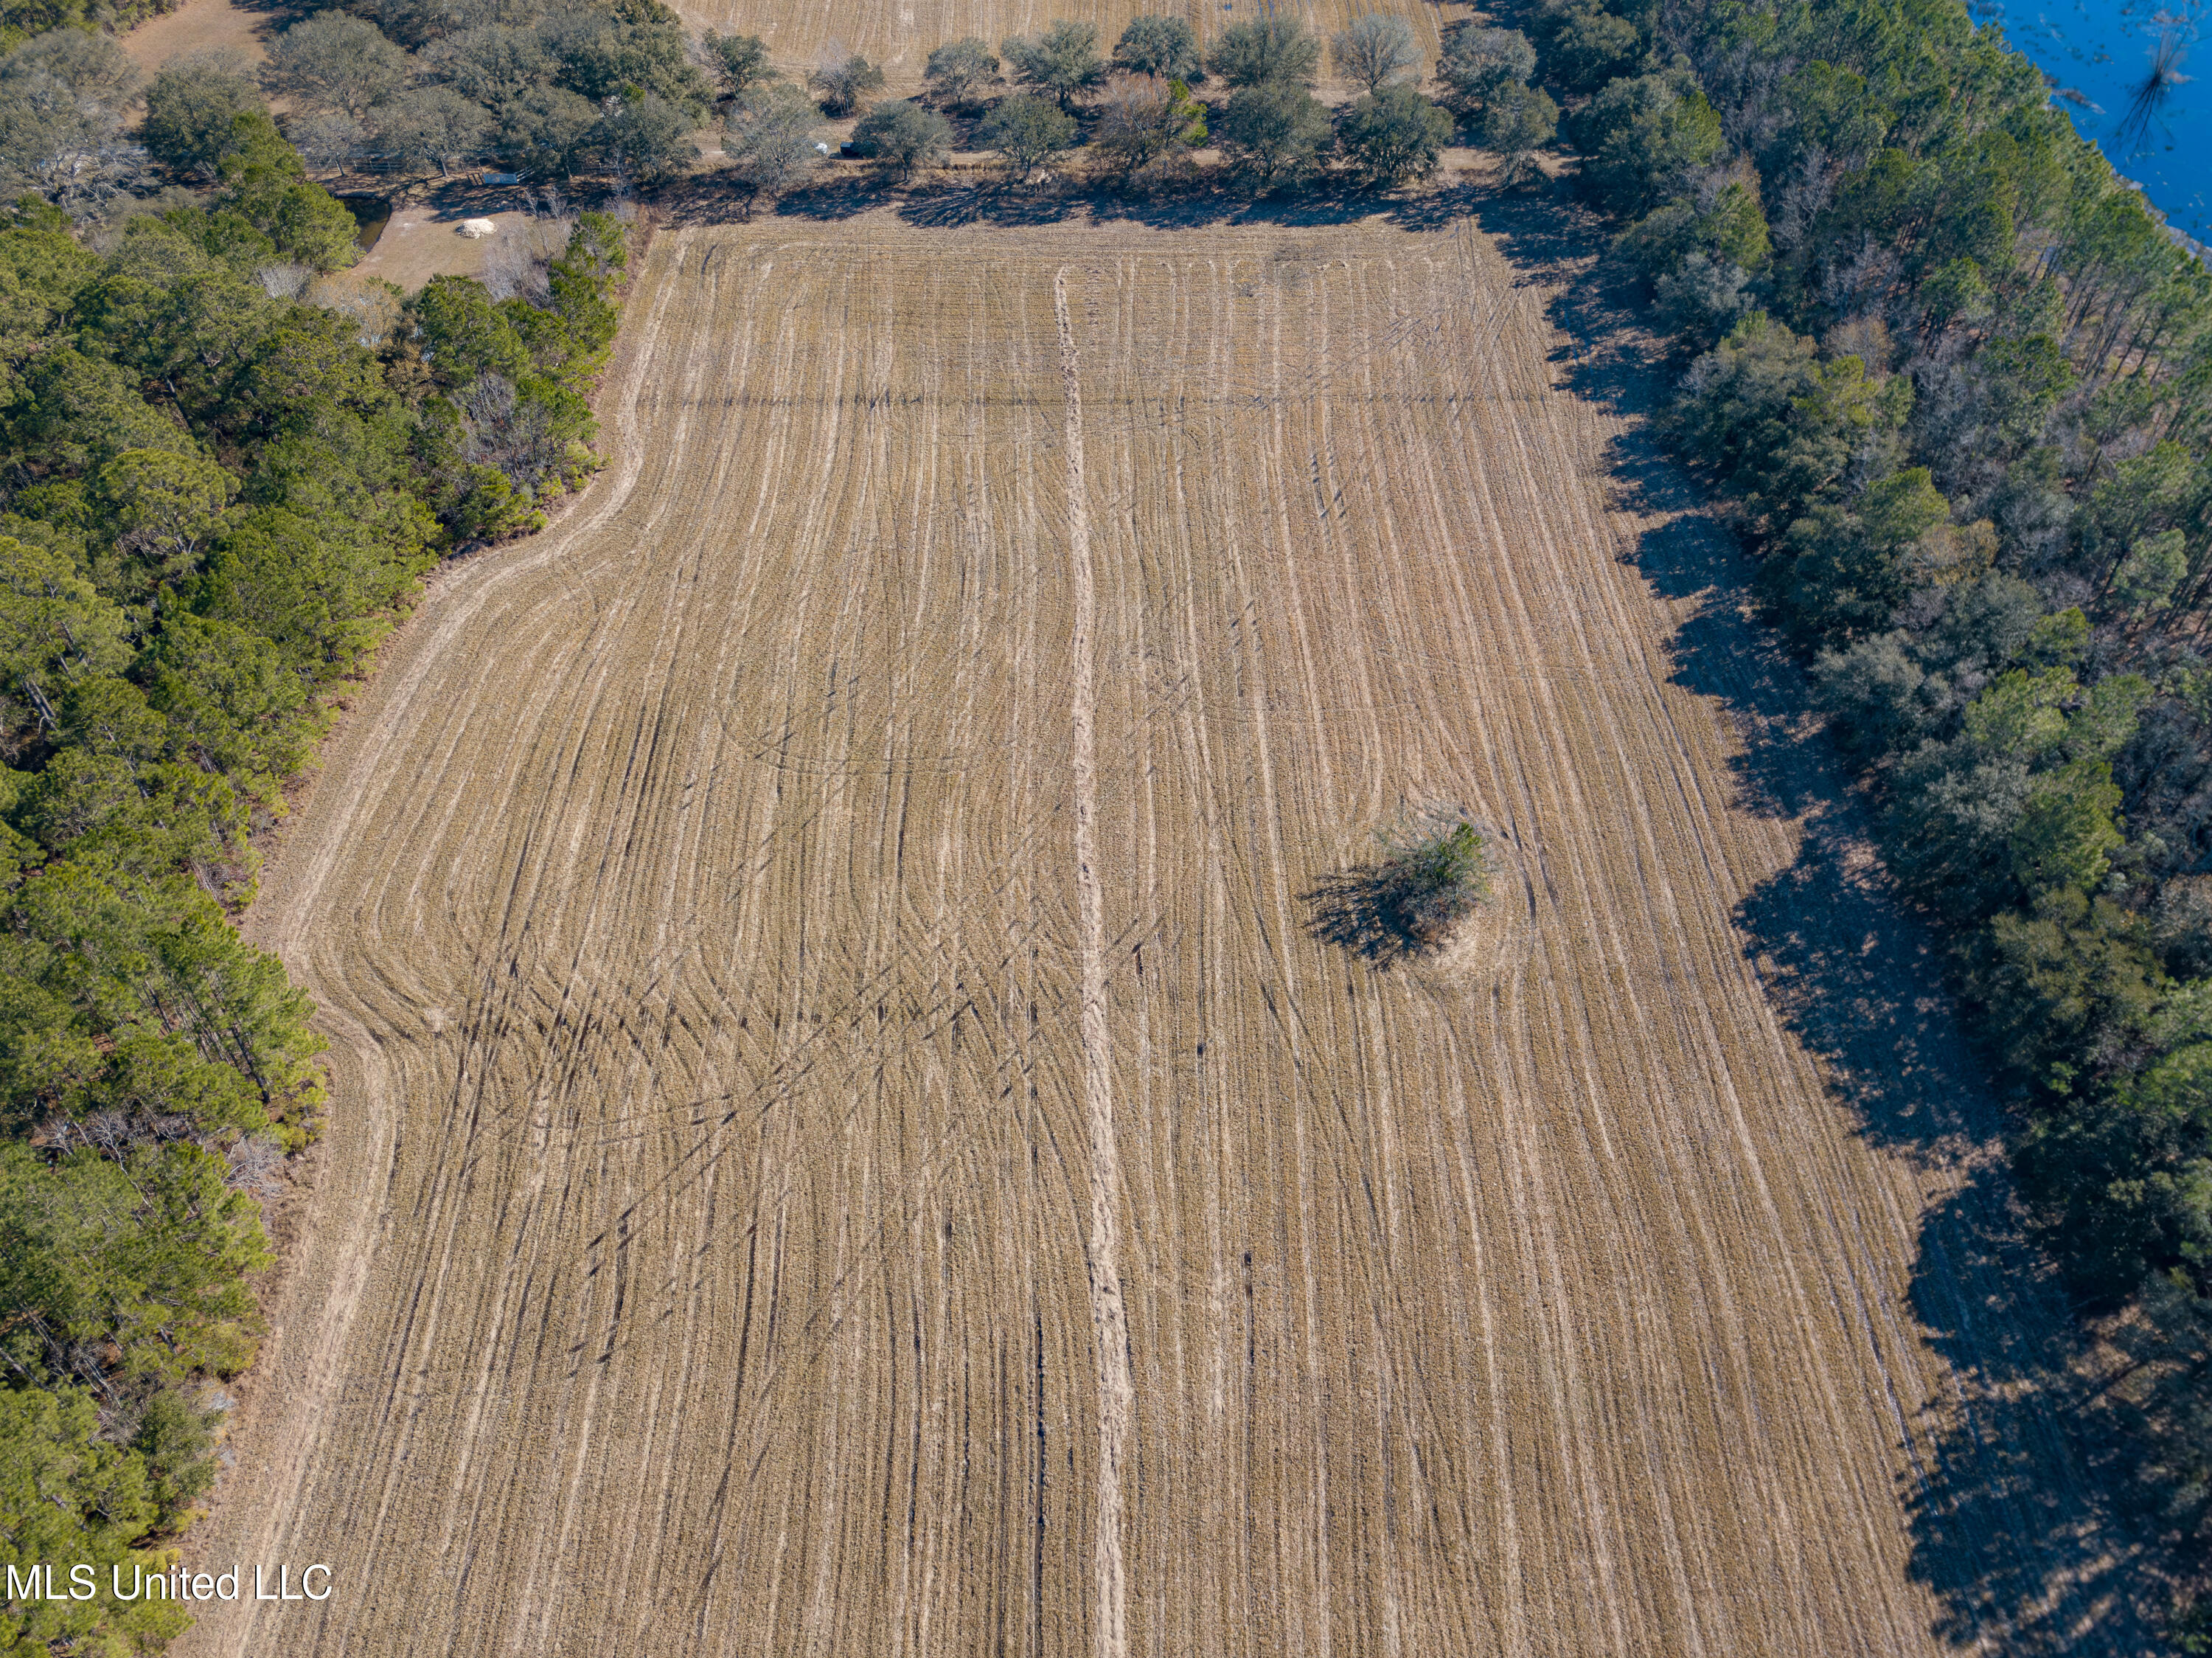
[1533,0,2212,1635]
[0,0,166,48]
[1,0,1575,210]
[0,0,715,199]
[717,13,1560,208]
[0,75,631,1648]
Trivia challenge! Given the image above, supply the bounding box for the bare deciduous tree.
[808,42,883,117]
[723,81,823,216]
[1332,15,1420,95]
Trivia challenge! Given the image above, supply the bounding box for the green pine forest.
[0,24,633,1641]
[1550,0,2212,1640]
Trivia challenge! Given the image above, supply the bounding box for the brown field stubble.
[182,215,2127,1657]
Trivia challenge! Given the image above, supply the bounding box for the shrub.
[1215,80,1332,192]
[808,48,883,117]
[1379,815,1492,945]
[1481,81,1559,187]
[1436,24,1534,118]
[1206,15,1321,89]
[1340,84,1452,187]
[142,52,264,173]
[374,85,495,180]
[1091,73,1206,186]
[1113,15,1201,82]
[700,30,773,100]
[261,12,408,120]
[850,98,952,181]
[1002,19,1107,111]
[1332,14,1421,94]
[723,81,821,214]
[924,36,998,110]
[978,91,1075,176]
[590,89,695,186]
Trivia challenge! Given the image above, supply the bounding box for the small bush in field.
[1379,814,1492,944]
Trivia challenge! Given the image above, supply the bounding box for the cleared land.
[118,0,271,73]
[182,212,2127,1657]
[342,197,535,292]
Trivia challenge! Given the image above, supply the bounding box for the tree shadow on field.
[774,176,881,221]
[897,181,1080,228]
[1733,811,2160,1649]
[1471,173,2168,1650]
[658,174,771,228]
[1299,867,1422,967]
[1902,1168,2158,1652]
[1085,178,1376,231]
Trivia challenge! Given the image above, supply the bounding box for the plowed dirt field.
[181,214,2125,1657]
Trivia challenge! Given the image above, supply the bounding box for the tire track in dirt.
[1057,265,1133,1658]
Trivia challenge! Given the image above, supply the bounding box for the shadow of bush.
[1300,866,1425,966]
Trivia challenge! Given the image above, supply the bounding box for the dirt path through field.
[1057,264,1133,1658]
[181,209,2131,1657]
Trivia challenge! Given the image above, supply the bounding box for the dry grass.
[119,0,273,74]
[342,207,526,288]
[178,213,2135,1657]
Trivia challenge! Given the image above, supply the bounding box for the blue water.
[1966,0,2209,236]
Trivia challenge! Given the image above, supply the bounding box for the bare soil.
[175,206,2139,1657]
[118,0,276,72]
[342,184,537,291]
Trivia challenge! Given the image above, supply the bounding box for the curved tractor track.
[184,216,2123,1657]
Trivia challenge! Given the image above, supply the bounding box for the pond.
[339,194,392,252]
[1969,0,2209,238]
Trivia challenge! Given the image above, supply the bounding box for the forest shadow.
[1902,1168,2157,1651]
[1460,173,1683,425]
[1695,493,2166,1654]
[658,175,782,228]
[897,179,1082,228]
[1470,178,2165,1648]
[1731,746,2161,1648]
[1299,867,1422,966]
[1732,823,1986,1162]
[1085,178,1378,230]
[772,176,882,221]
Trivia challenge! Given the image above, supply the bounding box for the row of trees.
[0,0,167,47]
[0,96,635,1644]
[711,13,1560,210]
[1,4,1568,212]
[256,0,706,184]
[1539,0,2212,1637]
[0,0,714,204]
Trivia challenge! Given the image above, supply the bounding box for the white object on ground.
[457,218,498,238]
